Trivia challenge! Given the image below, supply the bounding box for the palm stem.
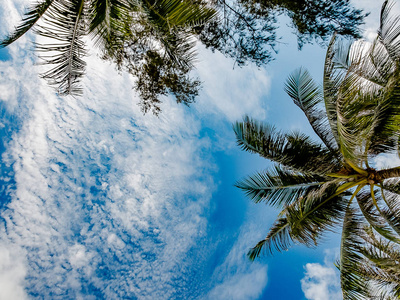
[370,185,383,215]
[345,158,368,176]
[378,183,391,208]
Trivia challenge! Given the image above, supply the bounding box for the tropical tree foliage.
[198,0,368,66]
[0,0,215,113]
[234,1,400,298]
[1,0,366,113]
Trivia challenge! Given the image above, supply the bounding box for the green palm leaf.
[0,0,55,47]
[248,182,349,260]
[235,165,326,207]
[322,2,400,159]
[323,32,342,148]
[356,191,400,243]
[358,226,400,298]
[285,182,348,246]
[285,67,338,152]
[233,116,341,175]
[382,178,400,195]
[338,208,371,300]
[139,0,216,29]
[376,185,400,236]
[247,217,290,260]
[322,35,384,162]
[35,0,87,95]
[89,0,132,48]
[136,0,216,68]
[378,0,400,62]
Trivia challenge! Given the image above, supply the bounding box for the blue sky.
[0,1,383,299]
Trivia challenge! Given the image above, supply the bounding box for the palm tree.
[234,1,400,297]
[0,0,215,108]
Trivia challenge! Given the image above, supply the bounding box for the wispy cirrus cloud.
[205,205,272,300]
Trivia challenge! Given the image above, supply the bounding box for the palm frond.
[378,0,400,63]
[89,0,132,48]
[358,22,400,156]
[382,178,400,195]
[235,165,326,207]
[322,32,400,161]
[285,67,338,152]
[375,185,400,236]
[233,117,341,175]
[323,33,344,149]
[247,217,290,260]
[285,182,349,247]
[137,0,216,67]
[333,57,377,162]
[356,191,400,243]
[0,0,55,47]
[322,2,400,158]
[338,207,371,300]
[140,0,216,29]
[358,226,400,297]
[248,181,349,259]
[35,0,87,95]
[367,72,400,155]
[159,30,197,68]
[361,226,400,264]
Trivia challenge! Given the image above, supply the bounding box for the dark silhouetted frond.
[35,0,87,95]
[0,0,54,47]
[247,217,290,260]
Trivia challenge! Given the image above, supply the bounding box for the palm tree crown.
[234,1,400,298]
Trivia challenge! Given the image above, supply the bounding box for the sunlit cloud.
[301,249,342,300]
[0,1,272,298]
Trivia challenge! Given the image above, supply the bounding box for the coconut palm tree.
[0,0,215,108]
[234,1,400,297]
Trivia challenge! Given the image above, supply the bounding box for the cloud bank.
[0,0,271,298]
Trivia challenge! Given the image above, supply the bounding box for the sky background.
[0,0,384,299]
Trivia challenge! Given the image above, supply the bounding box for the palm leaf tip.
[0,0,54,48]
[247,217,291,261]
[284,67,320,109]
[247,244,262,261]
[33,0,87,96]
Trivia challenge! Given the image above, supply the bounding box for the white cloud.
[207,267,267,300]
[0,0,275,298]
[301,250,342,300]
[206,218,268,300]
[373,152,400,170]
[195,45,270,123]
[0,244,27,300]
[0,24,216,300]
